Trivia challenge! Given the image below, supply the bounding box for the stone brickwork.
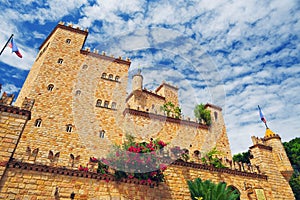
[155,82,179,107]
[0,105,30,183]
[249,133,295,200]
[0,160,269,200]
[123,108,232,159]
[0,22,295,200]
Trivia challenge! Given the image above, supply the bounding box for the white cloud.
[1,0,299,155]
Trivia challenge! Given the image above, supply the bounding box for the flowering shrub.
[90,157,98,163]
[78,165,88,172]
[98,135,169,183]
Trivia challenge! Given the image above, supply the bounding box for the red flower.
[158,140,166,147]
[150,171,157,177]
[159,164,167,171]
[128,174,134,179]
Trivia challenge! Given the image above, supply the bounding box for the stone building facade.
[0,22,295,199]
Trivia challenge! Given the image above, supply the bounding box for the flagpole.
[0,34,14,56]
[258,105,269,129]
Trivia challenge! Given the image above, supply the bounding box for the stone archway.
[228,185,241,200]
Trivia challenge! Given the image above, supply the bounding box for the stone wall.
[123,108,231,159]
[0,105,30,183]
[250,136,295,200]
[0,160,269,200]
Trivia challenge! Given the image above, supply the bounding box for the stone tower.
[132,69,143,91]
[263,129,294,181]
[204,103,232,158]
[12,22,131,167]
[249,128,294,199]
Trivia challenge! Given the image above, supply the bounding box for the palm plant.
[187,178,240,200]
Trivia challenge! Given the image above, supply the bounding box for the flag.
[258,105,266,123]
[8,38,22,58]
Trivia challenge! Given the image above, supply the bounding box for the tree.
[283,137,300,199]
[233,151,251,164]
[187,178,240,200]
[194,104,211,126]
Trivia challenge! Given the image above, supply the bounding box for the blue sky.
[0,0,299,154]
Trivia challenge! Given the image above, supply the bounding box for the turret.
[132,69,143,91]
[263,128,294,181]
[204,103,232,158]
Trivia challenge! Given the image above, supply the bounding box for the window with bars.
[58,58,63,64]
[66,124,73,132]
[99,130,105,138]
[35,119,42,127]
[47,84,54,91]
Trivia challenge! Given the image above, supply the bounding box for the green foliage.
[289,172,300,200]
[161,102,181,118]
[201,147,226,168]
[194,104,211,126]
[233,151,251,164]
[187,178,240,200]
[283,137,300,199]
[283,137,300,170]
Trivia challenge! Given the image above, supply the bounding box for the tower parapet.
[0,92,15,106]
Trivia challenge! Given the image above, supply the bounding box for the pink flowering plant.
[98,134,170,183]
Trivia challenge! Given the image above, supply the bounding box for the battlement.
[123,108,208,129]
[39,22,88,50]
[0,92,15,106]
[80,49,131,65]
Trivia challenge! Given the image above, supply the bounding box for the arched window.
[99,130,105,138]
[47,84,54,91]
[214,111,218,121]
[66,39,71,44]
[96,99,102,107]
[115,76,120,82]
[76,90,81,96]
[111,102,116,109]
[104,101,109,108]
[82,64,88,69]
[193,150,200,158]
[102,73,107,78]
[35,119,42,127]
[183,148,189,154]
[57,58,63,64]
[66,124,73,132]
[108,74,113,80]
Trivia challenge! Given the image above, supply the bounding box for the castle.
[0,22,295,199]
